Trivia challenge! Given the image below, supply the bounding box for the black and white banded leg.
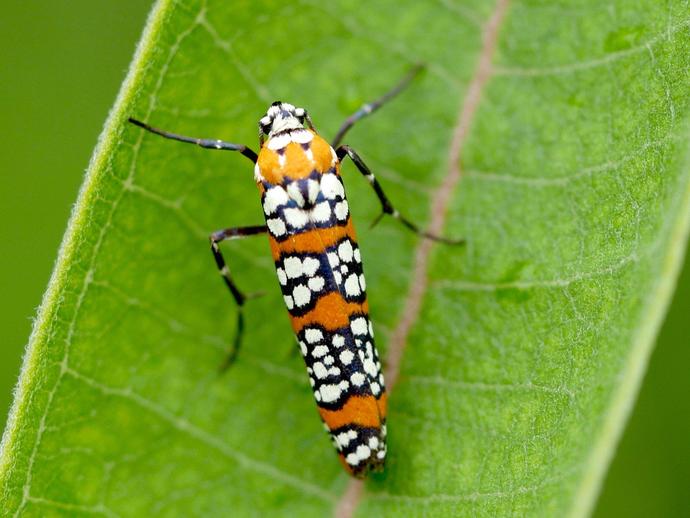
[210,225,268,371]
[331,63,424,148]
[336,146,464,245]
[129,118,258,163]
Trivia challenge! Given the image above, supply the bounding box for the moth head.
[259,101,307,138]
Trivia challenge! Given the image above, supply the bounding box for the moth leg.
[336,145,464,245]
[330,64,424,148]
[129,118,258,163]
[210,224,268,371]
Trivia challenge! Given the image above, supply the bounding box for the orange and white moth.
[129,66,461,477]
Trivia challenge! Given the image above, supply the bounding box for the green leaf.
[2,0,689,516]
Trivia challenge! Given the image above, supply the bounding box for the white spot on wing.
[351,317,368,335]
[334,201,349,221]
[266,218,286,237]
[312,345,329,357]
[356,445,371,461]
[287,182,305,207]
[306,179,319,203]
[293,284,311,307]
[267,133,290,150]
[337,432,352,448]
[350,372,365,386]
[339,350,354,365]
[338,241,354,262]
[321,173,344,200]
[311,201,331,223]
[346,453,360,466]
[283,207,309,228]
[363,358,378,377]
[308,276,325,292]
[305,328,323,343]
[284,257,303,279]
[344,274,361,296]
[254,163,265,182]
[263,187,288,215]
[302,257,320,276]
[292,129,313,144]
[320,383,342,403]
[313,362,328,379]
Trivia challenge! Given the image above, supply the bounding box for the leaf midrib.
[335,0,512,515]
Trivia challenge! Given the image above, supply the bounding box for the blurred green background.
[0,2,687,516]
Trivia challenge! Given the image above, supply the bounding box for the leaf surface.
[2,1,689,516]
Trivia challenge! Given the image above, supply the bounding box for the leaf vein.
[434,247,647,292]
[63,367,336,502]
[406,375,576,400]
[465,133,683,187]
[494,18,690,77]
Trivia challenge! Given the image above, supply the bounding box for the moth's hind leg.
[209,224,267,372]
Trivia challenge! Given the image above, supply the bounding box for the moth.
[129,65,461,477]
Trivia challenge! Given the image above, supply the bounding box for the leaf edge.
[0,0,173,502]
[569,134,690,517]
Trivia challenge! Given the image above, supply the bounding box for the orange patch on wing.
[269,218,357,261]
[376,391,388,419]
[310,133,336,172]
[289,292,369,334]
[256,132,337,185]
[281,142,314,180]
[256,148,281,184]
[268,237,282,263]
[318,395,382,430]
